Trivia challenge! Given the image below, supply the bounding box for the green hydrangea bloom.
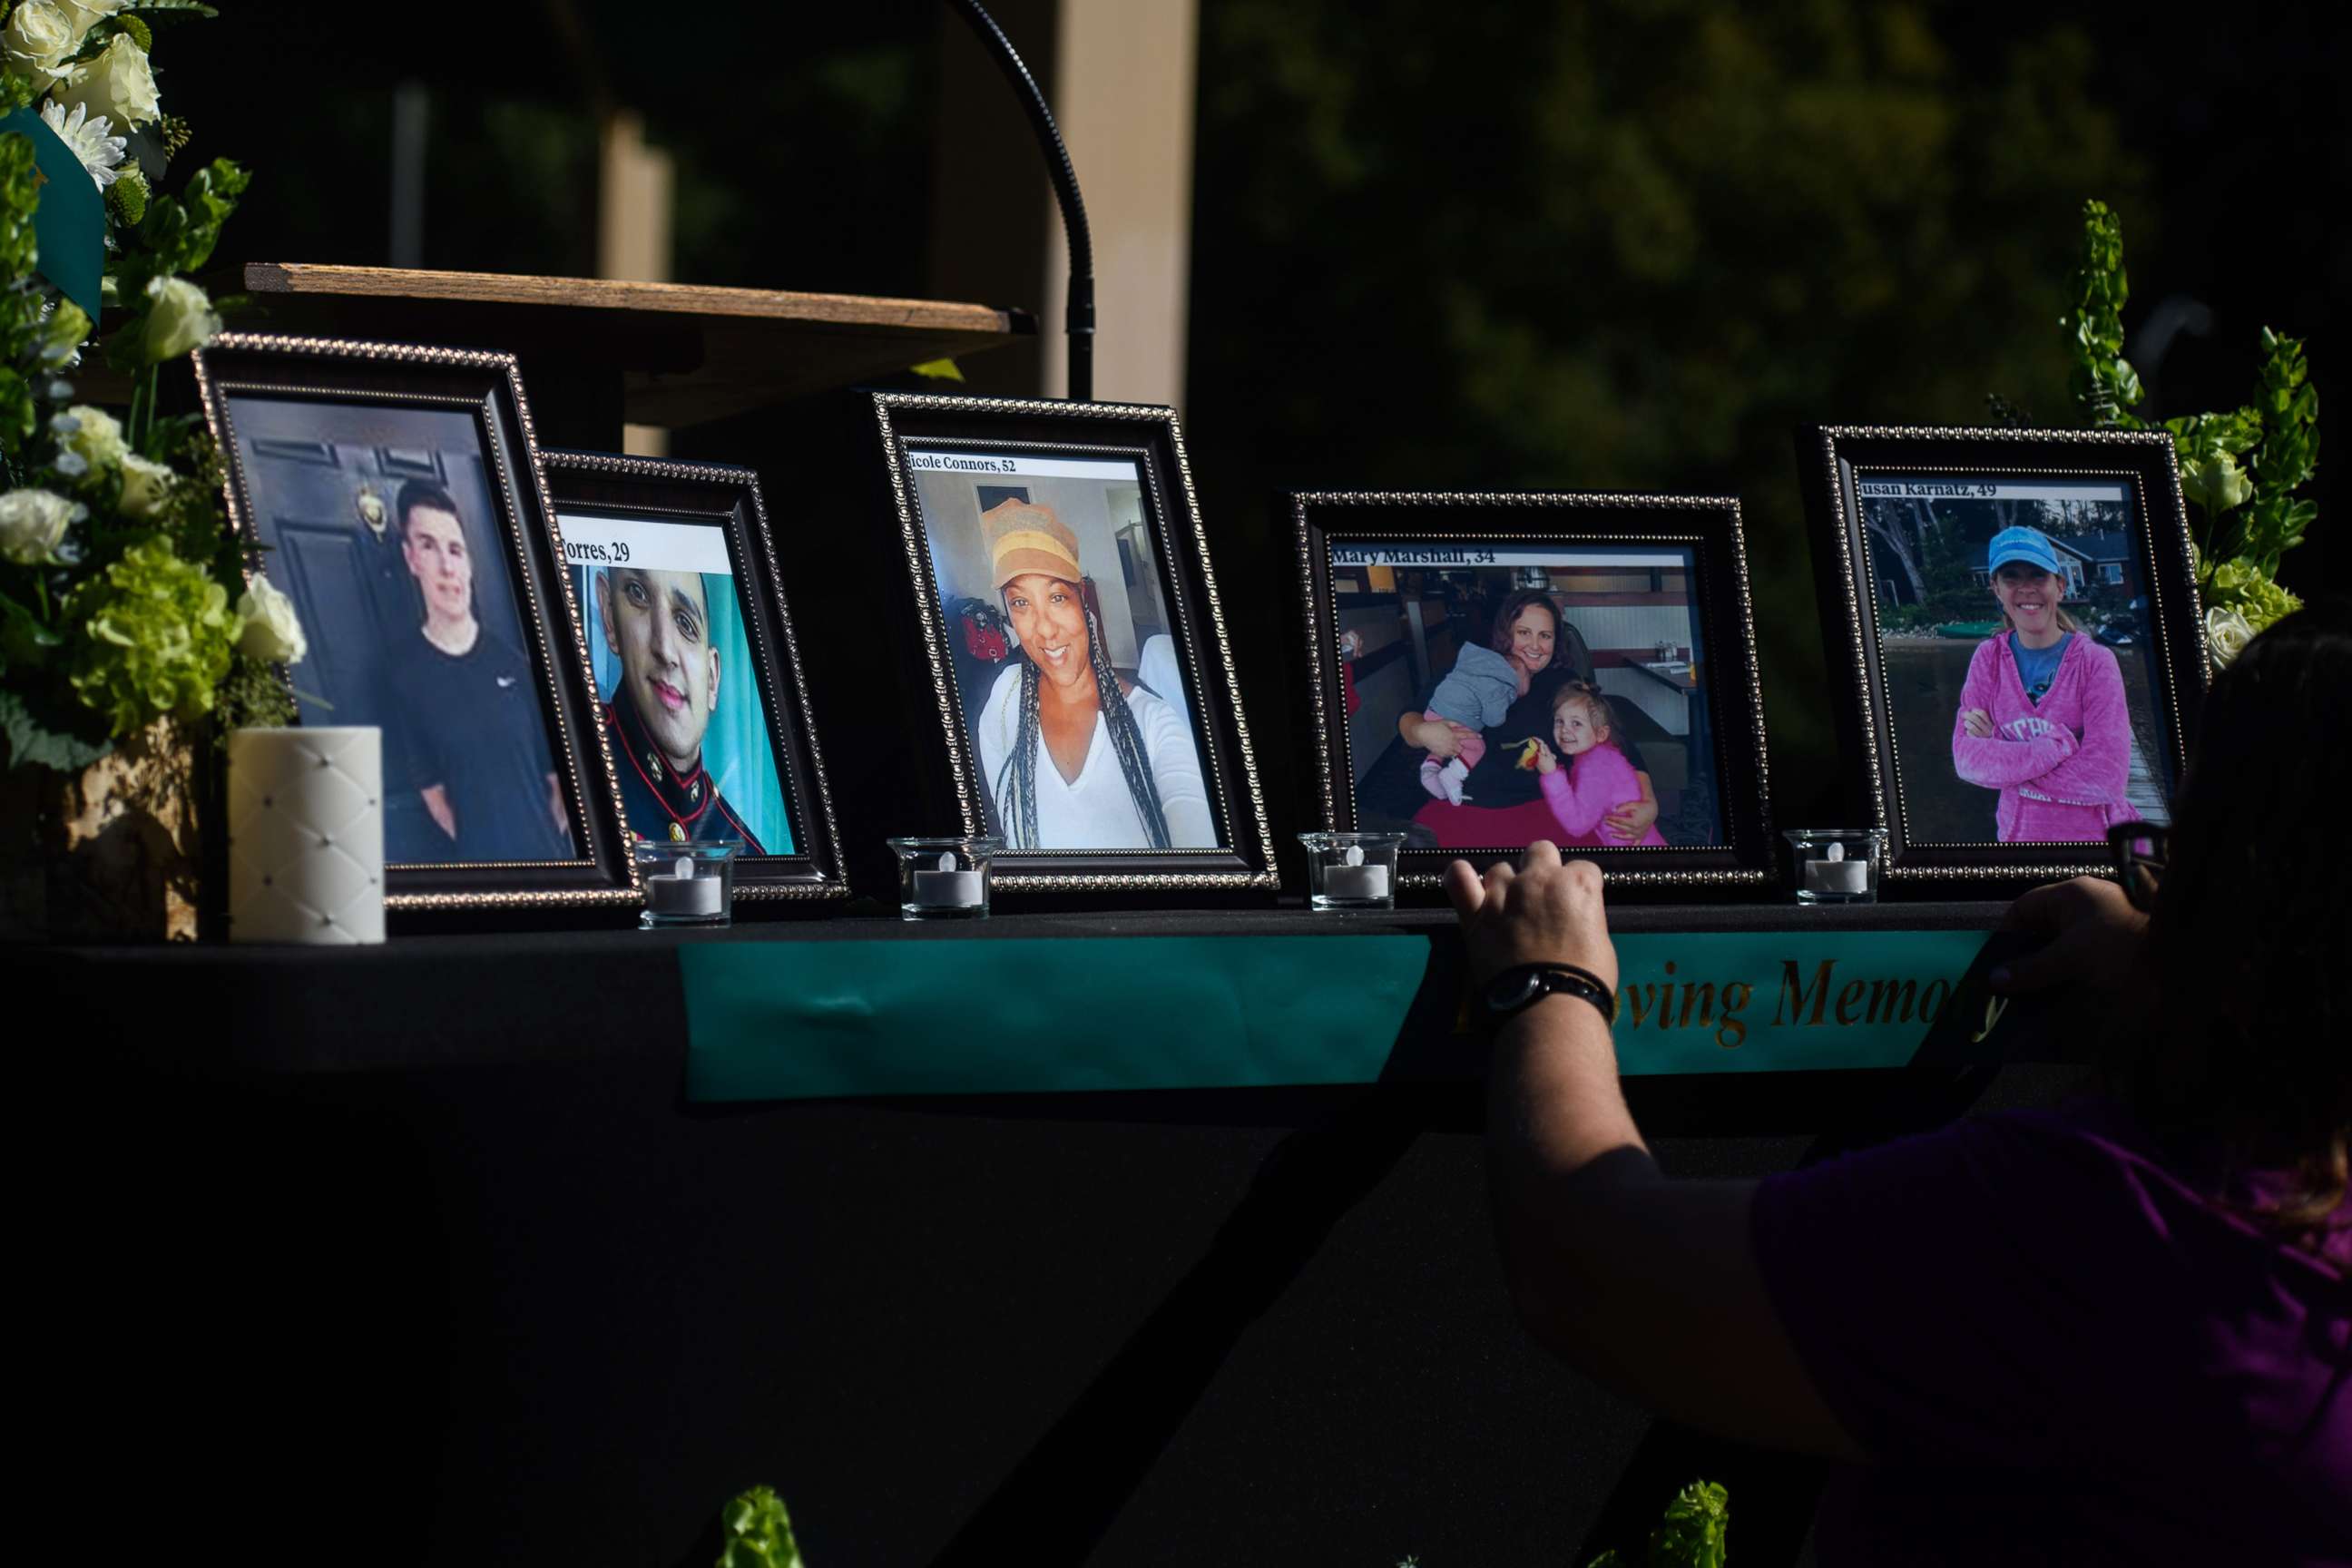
[66,539,236,735]
[2238,573,2303,634]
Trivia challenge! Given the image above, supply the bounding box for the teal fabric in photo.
[681,927,1992,1101]
[696,577,792,853]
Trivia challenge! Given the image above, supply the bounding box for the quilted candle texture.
[228,727,386,945]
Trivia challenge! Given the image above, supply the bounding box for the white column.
[1040,0,1199,407]
[599,110,674,456]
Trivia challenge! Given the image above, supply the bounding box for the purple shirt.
[1753,1101,2349,1564]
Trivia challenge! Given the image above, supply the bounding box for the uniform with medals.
[603,688,767,851]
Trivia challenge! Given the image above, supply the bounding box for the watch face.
[1484,968,1545,1014]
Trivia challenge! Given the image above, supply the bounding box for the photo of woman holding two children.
[1338,554,1730,851]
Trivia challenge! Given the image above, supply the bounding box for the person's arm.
[2015,651,2132,805]
[545,772,569,841]
[421,784,457,841]
[1535,752,1607,838]
[1447,847,1862,1459]
[1950,647,2076,788]
[1137,693,1217,847]
[1399,710,1474,760]
[1602,770,1656,842]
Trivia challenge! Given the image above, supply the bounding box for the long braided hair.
[993,577,1172,848]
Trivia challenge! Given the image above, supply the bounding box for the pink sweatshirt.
[1539,740,1667,846]
[1950,633,2133,842]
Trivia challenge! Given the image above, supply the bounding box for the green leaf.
[1646,1479,1729,1568]
[0,687,113,771]
[908,357,965,382]
[714,1485,803,1568]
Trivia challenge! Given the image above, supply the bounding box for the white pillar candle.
[1803,840,1870,895]
[644,855,725,916]
[912,852,984,907]
[1322,842,1390,900]
[229,726,387,946]
[1321,865,1390,900]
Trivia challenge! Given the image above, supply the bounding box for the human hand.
[1991,876,2147,997]
[1603,792,1658,844]
[1963,708,1994,739]
[1444,841,1618,993]
[1416,718,1476,760]
[1532,738,1558,775]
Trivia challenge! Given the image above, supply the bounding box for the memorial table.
[20,902,2030,1563]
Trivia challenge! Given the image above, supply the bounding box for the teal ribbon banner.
[682,928,1990,1102]
[1,107,105,323]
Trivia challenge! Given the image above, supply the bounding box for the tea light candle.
[912,851,984,908]
[645,854,724,916]
[1803,840,1869,895]
[1322,842,1390,901]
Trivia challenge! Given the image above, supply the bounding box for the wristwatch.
[1479,962,1616,1025]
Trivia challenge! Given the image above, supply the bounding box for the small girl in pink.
[1531,681,1668,846]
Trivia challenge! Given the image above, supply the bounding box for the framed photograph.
[539,451,848,904]
[194,335,636,910]
[1798,426,2206,888]
[868,393,1277,892]
[1292,492,1776,894]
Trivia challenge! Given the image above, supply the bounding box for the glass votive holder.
[1785,828,1886,905]
[887,836,1001,920]
[1298,831,1406,912]
[637,840,740,928]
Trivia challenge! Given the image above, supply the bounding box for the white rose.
[237,576,308,666]
[2204,605,2255,669]
[118,451,173,520]
[142,276,220,362]
[53,0,126,51]
[61,402,127,469]
[3,1,75,74]
[0,486,77,564]
[52,32,158,130]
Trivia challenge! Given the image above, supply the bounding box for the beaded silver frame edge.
[193,332,641,908]
[869,392,1280,891]
[1289,490,1775,889]
[539,449,852,903]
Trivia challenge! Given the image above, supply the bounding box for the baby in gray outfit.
[1418,642,1520,804]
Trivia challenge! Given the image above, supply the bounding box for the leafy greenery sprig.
[0,0,299,772]
[2062,200,2319,663]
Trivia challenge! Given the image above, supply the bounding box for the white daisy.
[38,97,128,191]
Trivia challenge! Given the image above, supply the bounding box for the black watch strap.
[1482,962,1617,1025]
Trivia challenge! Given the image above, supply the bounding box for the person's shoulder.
[1122,680,1174,727]
[1454,642,1517,683]
[2069,634,2122,673]
[979,662,1022,712]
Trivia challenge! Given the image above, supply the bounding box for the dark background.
[166,0,2347,836]
[123,3,2347,1563]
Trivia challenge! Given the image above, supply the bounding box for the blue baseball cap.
[1987,525,2062,576]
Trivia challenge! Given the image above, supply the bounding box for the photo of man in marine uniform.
[593,564,767,850]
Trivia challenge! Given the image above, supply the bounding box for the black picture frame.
[195,334,638,912]
[1292,491,1776,897]
[1797,425,2208,891]
[867,392,1278,895]
[539,451,850,906]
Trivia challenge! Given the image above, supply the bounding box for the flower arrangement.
[2063,200,2320,668]
[0,0,299,775]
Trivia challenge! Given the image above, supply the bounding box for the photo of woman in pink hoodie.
[1950,525,2133,841]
